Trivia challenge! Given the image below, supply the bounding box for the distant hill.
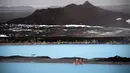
[0,6,36,23]
[6,1,130,27]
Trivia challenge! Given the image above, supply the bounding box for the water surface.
[0,63,130,73]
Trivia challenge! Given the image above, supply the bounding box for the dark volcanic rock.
[59,57,87,60]
[6,1,130,27]
[35,56,51,59]
[93,55,130,62]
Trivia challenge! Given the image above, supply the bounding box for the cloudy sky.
[0,0,129,7]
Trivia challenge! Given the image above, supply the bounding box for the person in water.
[73,58,84,64]
[79,59,84,64]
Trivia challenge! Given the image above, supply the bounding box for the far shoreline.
[1,55,130,65]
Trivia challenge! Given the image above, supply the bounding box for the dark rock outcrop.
[93,55,130,62]
[35,56,51,59]
[59,57,87,60]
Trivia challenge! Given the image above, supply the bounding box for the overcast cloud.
[0,0,129,7]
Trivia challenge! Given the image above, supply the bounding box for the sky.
[0,0,130,7]
[0,44,130,59]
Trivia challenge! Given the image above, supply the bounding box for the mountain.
[6,1,130,27]
[0,6,35,23]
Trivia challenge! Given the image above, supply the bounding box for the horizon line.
[0,55,129,59]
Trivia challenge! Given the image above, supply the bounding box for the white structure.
[116,18,122,21]
[0,34,8,37]
[126,19,130,24]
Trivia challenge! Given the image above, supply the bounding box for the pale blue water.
[0,44,130,58]
[0,45,130,73]
[0,63,130,73]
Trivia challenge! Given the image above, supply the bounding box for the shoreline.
[0,61,130,65]
[1,58,130,65]
[0,43,129,45]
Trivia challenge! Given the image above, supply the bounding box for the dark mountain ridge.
[6,1,130,27]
